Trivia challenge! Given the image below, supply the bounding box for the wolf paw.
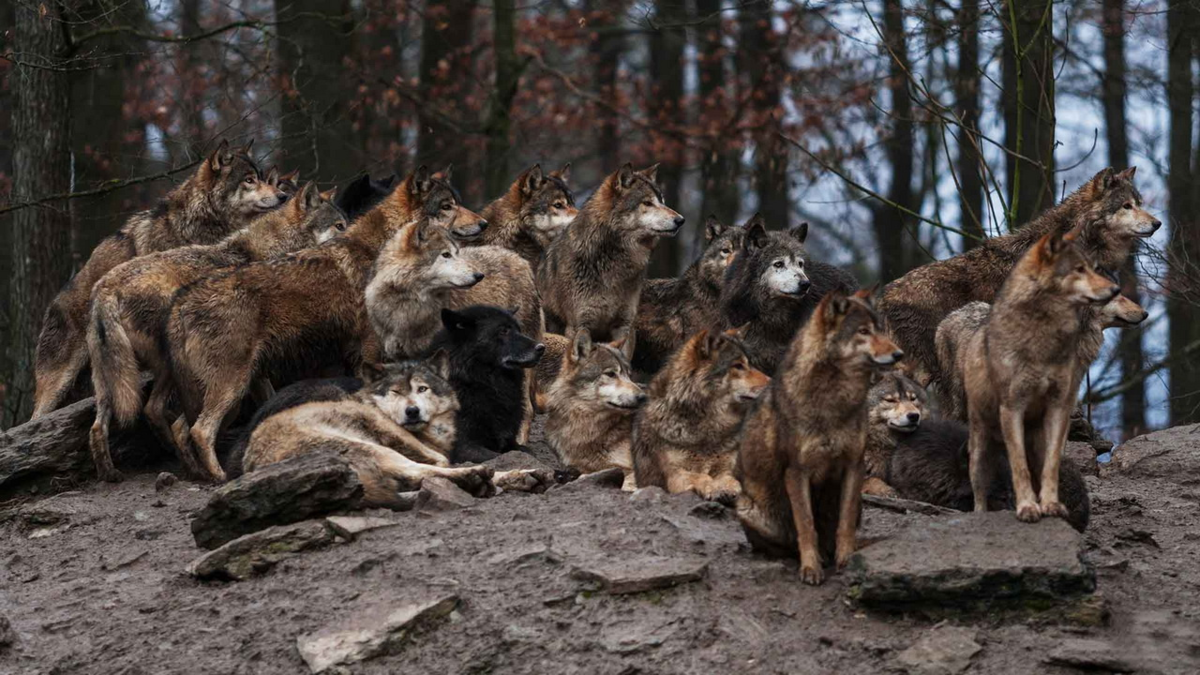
[447,465,496,498]
[1039,500,1069,519]
[1015,501,1042,523]
[799,563,824,586]
[493,469,555,494]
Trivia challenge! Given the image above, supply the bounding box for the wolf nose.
[673,216,685,227]
[1107,285,1120,300]
[1151,218,1162,231]
[891,350,905,362]
[798,280,812,294]
[635,392,648,406]
[476,219,488,231]
[404,406,421,420]
[907,412,920,423]
[473,272,485,282]
[534,343,546,355]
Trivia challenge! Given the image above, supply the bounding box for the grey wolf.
[862,371,928,497]
[474,163,577,267]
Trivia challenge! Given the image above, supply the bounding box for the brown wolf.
[633,216,748,373]
[961,230,1119,522]
[735,290,902,585]
[862,371,928,497]
[473,163,577,267]
[31,141,284,418]
[880,167,1159,386]
[632,329,770,503]
[86,184,346,482]
[544,329,646,489]
[164,167,477,482]
[537,163,684,360]
[241,354,496,507]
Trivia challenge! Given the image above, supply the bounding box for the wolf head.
[592,163,684,238]
[377,220,484,293]
[560,329,645,412]
[1080,167,1160,249]
[695,216,749,293]
[368,351,459,431]
[514,163,577,246]
[200,140,287,218]
[814,289,904,369]
[1030,229,1121,305]
[400,165,488,241]
[272,167,302,198]
[1098,291,1149,329]
[337,173,398,221]
[867,372,927,434]
[438,306,544,371]
[283,182,349,245]
[738,214,812,300]
[664,328,770,408]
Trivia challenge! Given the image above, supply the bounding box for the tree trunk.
[955,0,984,248]
[1001,0,1055,229]
[696,0,739,228]
[589,1,624,175]
[647,0,686,276]
[1168,1,1200,426]
[276,0,359,184]
[418,0,476,191]
[872,0,916,283]
[485,0,518,200]
[738,1,788,230]
[178,0,209,151]
[5,3,74,428]
[0,0,16,400]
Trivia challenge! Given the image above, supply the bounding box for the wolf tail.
[89,295,144,426]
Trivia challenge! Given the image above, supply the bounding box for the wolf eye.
[797,260,805,268]
[773,260,785,269]
[1123,203,1133,210]
[720,248,732,255]
[858,326,871,336]
[1075,265,1086,273]
[642,200,654,207]
[604,371,617,378]
[417,386,429,393]
[441,203,453,211]
[335,221,347,231]
[884,396,898,403]
[441,251,452,259]
[554,202,566,209]
[730,362,745,371]
[243,175,256,185]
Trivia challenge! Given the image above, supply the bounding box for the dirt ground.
[3,420,1200,675]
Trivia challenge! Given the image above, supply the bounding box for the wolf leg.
[967,407,992,513]
[88,397,123,483]
[999,404,1040,522]
[1037,403,1071,519]
[784,466,822,585]
[835,461,864,570]
[32,340,89,419]
[189,375,251,482]
[492,469,555,493]
[861,476,898,498]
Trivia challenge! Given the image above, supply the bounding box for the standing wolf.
[633,216,747,373]
[537,163,684,359]
[473,164,577,267]
[720,216,858,375]
[880,167,1159,386]
[32,140,285,418]
[735,290,903,585]
[961,230,1119,522]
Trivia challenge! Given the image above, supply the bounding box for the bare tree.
[955,0,984,246]
[1002,0,1055,228]
[695,0,740,226]
[418,0,477,193]
[739,0,788,229]
[485,0,519,198]
[647,0,686,275]
[872,0,916,283]
[1169,0,1200,424]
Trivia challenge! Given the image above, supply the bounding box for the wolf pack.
[27,139,1160,586]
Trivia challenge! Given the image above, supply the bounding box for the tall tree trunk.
[872,0,916,283]
[5,3,74,428]
[0,0,16,389]
[589,1,624,175]
[647,0,686,276]
[1001,0,1055,229]
[485,0,518,199]
[955,0,983,248]
[738,1,788,230]
[418,0,476,193]
[696,0,739,228]
[1101,0,1144,438]
[276,1,358,184]
[178,0,209,152]
[1167,0,1199,425]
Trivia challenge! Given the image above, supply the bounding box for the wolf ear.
[571,329,594,362]
[426,349,451,380]
[789,222,809,244]
[1115,166,1137,183]
[824,291,851,319]
[1090,167,1115,193]
[609,335,628,353]
[240,138,255,155]
[640,163,660,183]
[617,163,637,190]
[319,187,337,202]
[1042,231,1068,257]
[521,164,544,197]
[695,330,720,360]
[507,305,521,317]
[359,360,388,384]
[379,174,399,189]
[409,165,433,195]
[208,140,233,172]
[704,215,727,244]
[1062,222,1083,243]
[552,162,571,183]
[440,164,454,182]
[281,168,301,185]
[853,284,878,303]
[441,308,472,331]
[743,214,769,250]
[298,182,321,211]
[265,166,280,185]
[723,323,748,340]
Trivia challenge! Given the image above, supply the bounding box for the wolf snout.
[1144,218,1162,235]
[534,343,546,355]
[472,272,485,283]
[673,215,685,228]
[798,279,812,295]
[635,391,648,406]
[404,405,421,421]
[476,219,489,232]
[907,412,920,423]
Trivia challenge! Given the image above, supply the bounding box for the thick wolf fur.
[337,173,398,221]
[735,291,903,585]
[537,163,684,360]
[545,330,645,489]
[165,167,476,482]
[86,184,346,482]
[720,216,858,376]
[428,306,544,463]
[242,355,495,507]
[474,164,577,267]
[632,329,769,503]
[32,141,285,418]
[881,167,1159,387]
[886,419,1090,532]
[862,372,928,497]
[962,230,1120,523]
[633,216,748,373]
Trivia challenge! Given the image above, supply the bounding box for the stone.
[17,498,76,528]
[486,544,559,566]
[1063,442,1099,477]
[1045,638,1138,673]
[186,520,336,581]
[570,555,709,594]
[324,516,399,540]
[895,626,981,675]
[1104,425,1200,484]
[484,450,553,473]
[190,452,363,550]
[846,511,1094,616]
[296,594,459,673]
[154,472,178,492]
[415,477,475,512]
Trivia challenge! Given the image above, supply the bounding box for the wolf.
[164,167,477,481]
[241,354,497,507]
[885,418,1091,532]
[473,163,577,267]
[543,329,645,488]
[720,216,858,375]
[632,216,748,373]
[862,371,928,497]
[337,173,398,221]
[427,306,544,463]
[880,167,1159,387]
[961,229,1119,522]
[85,183,346,482]
[735,290,903,585]
[632,329,770,503]
[537,163,684,359]
[31,140,285,418]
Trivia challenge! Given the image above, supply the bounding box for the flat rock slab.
[416,477,475,512]
[895,626,982,675]
[296,594,459,673]
[187,520,336,581]
[1104,424,1200,484]
[571,555,709,594]
[324,515,399,540]
[190,452,363,549]
[846,511,1094,616]
[1045,638,1138,673]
